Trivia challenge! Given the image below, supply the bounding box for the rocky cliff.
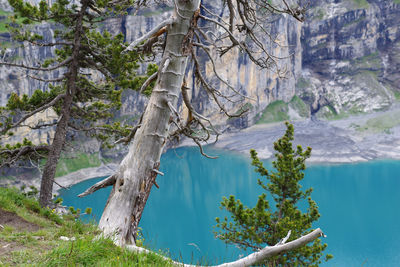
[1,0,400,142]
[300,0,400,119]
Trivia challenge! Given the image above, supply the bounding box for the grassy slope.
[257,96,309,124]
[257,100,289,124]
[55,153,102,177]
[0,187,174,266]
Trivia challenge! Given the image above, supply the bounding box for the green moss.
[257,100,289,124]
[55,153,101,177]
[230,102,254,118]
[393,90,400,100]
[289,95,310,118]
[343,16,366,28]
[0,175,15,180]
[296,77,311,89]
[315,8,325,20]
[352,52,381,70]
[353,0,369,8]
[316,105,349,120]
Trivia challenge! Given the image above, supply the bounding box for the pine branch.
[1,94,66,134]
[0,58,72,71]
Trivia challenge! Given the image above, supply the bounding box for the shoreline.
[4,106,400,192]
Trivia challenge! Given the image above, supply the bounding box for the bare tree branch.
[191,50,247,118]
[114,123,142,145]
[139,72,158,93]
[78,174,117,197]
[0,145,50,168]
[125,18,173,52]
[0,57,72,71]
[27,74,66,83]
[25,41,73,47]
[193,41,255,101]
[19,121,58,130]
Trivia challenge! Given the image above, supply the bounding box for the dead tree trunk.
[98,0,201,246]
[38,0,88,207]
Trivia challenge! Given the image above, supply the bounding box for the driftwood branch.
[78,174,117,197]
[124,228,325,267]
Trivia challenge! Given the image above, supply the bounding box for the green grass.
[289,95,310,118]
[394,0,400,4]
[257,100,289,124]
[257,97,311,124]
[316,105,349,121]
[43,237,175,267]
[55,152,102,177]
[358,111,400,133]
[0,187,175,266]
[0,187,63,226]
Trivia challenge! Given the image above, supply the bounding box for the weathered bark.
[98,0,201,246]
[38,0,88,207]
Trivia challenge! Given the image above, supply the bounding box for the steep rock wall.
[1,0,400,144]
[299,0,400,117]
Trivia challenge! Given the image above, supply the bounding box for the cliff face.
[1,0,400,141]
[299,0,400,117]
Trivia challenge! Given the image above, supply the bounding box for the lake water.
[59,146,400,266]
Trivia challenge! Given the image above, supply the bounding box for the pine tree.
[0,0,154,206]
[215,122,332,266]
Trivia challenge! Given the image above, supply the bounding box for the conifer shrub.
[215,122,332,266]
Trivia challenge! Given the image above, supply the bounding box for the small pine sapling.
[215,122,332,266]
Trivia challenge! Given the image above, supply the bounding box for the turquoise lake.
[59,146,400,266]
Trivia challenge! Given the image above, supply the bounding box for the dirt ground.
[0,208,40,232]
[0,208,41,257]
